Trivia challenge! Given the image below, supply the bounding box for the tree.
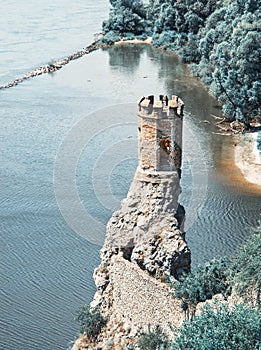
[102,0,261,122]
[138,325,169,350]
[173,258,230,319]
[103,0,147,36]
[231,232,261,309]
[169,303,261,350]
[75,305,106,340]
[194,0,261,122]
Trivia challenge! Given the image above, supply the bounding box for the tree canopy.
[231,232,261,308]
[169,303,261,350]
[102,0,261,123]
[173,257,230,318]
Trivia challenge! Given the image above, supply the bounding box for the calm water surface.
[0,1,260,350]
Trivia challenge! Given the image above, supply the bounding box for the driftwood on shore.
[0,40,103,90]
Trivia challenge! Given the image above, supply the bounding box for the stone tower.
[88,94,191,349]
[137,94,184,175]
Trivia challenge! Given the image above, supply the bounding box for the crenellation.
[160,94,169,106]
[140,98,151,108]
[153,100,163,109]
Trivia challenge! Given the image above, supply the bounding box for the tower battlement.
[138,94,184,118]
[137,94,184,174]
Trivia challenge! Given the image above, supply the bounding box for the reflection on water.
[1,41,260,350]
[104,45,261,262]
[107,44,147,74]
[106,45,224,122]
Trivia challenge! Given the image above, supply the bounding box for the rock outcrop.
[88,174,190,349]
[73,95,191,349]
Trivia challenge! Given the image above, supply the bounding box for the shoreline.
[234,132,261,189]
[215,131,261,195]
[2,35,260,193]
[114,37,152,45]
[113,37,261,192]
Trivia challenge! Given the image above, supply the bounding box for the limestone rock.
[101,169,190,280]
[87,169,191,349]
[73,94,191,349]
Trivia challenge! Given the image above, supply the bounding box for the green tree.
[138,325,169,350]
[169,303,261,350]
[231,232,261,309]
[173,258,230,318]
[195,0,261,123]
[103,0,147,37]
[75,305,106,340]
[103,0,261,123]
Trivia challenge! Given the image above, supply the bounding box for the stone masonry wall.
[137,95,184,173]
[89,255,184,349]
[138,118,157,170]
[110,255,184,337]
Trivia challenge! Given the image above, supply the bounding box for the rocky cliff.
[72,95,191,349]
[72,173,191,349]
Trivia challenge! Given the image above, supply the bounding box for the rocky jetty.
[0,40,101,90]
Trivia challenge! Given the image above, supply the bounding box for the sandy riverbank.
[114,37,152,45]
[207,130,261,195]
[234,132,261,188]
[216,133,261,196]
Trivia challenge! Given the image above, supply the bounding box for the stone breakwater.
[0,40,102,90]
[75,170,191,349]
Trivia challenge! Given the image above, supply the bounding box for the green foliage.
[199,8,261,123]
[231,232,261,308]
[257,131,261,151]
[173,258,230,311]
[100,31,122,45]
[138,325,169,350]
[103,0,261,123]
[75,305,106,339]
[103,0,147,36]
[169,303,261,350]
[173,232,261,316]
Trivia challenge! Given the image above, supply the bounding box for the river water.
[0,1,260,350]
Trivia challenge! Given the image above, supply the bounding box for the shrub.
[173,257,230,317]
[100,31,122,45]
[75,305,106,340]
[138,325,169,350]
[169,302,261,350]
[230,232,261,309]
